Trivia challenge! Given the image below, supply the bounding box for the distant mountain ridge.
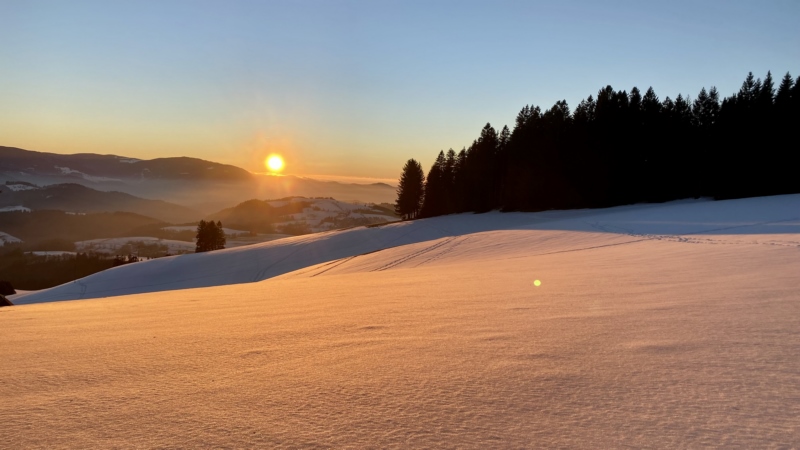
[0,146,397,211]
[0,181,202,223]
[0,146,251,182]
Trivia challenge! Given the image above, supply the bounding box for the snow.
[76,237,196,255]
[28,251,76,256]
[0,231,22,244]
[53,165,122,183]
[0,205,31,212]
[5,290,32,301]
[162,225,251,236]
[264,197,397,232]
[15,194,800,305]
[4,183,38,191]
[1,194,799,447]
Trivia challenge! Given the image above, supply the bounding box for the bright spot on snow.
[534,279,541,287]
[266,154,285,173]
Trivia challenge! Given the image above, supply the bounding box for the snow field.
[1,194,798,447]
[1,220,798,447]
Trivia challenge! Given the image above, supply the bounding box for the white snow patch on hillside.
[162,225,251,236]
[76,237,195,255]
[15,194,800,305]
[266,197,397,232]
[0,205,30,212]
[54,165,122,183]
[0,232,22,244]
[4,183,38,191]
[28,251,76,256]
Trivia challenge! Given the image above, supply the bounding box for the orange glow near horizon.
[266,154,285,173]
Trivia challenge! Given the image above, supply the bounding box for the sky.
[2,0,798,183]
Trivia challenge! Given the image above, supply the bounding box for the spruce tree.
[394,159,425,220]
[195,220,226,252]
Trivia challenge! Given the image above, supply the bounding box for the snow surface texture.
[1,195,799,448]
[15,195,800,305]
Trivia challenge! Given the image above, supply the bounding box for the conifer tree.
[394,159,425,220]
[195,220,226,252]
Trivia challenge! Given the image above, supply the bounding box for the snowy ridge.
[15,194,800,305]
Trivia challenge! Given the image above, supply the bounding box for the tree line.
[396,70,800,219]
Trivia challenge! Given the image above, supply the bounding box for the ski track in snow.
[372,236,460,272]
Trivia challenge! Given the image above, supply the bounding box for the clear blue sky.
[2,0,798,181]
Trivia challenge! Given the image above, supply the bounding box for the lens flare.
[266,155,285,173]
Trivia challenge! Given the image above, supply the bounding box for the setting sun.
[266,154,285,173]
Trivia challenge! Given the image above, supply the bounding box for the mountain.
[0,182,202,223]
[0,146,397,212]
[0,146,251,182]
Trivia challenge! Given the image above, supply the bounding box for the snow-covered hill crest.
[13,194,800,305]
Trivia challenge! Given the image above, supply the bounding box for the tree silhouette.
[195,220,226,252]
[397,69,798,220]
[395,159,425,220]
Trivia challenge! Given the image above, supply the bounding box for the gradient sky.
[2,0,798,182]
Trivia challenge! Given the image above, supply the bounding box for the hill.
[0,181,202,223]
[0,210,167,244]
[208,197,398,234]
[2,194,799,448]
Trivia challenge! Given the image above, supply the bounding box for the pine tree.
[394,159,425,220]
[421,151,447,217]
[215,221,227,250]
[195,220,226,252]
[775,72,794,109]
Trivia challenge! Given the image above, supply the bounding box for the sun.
[265,154,285,173]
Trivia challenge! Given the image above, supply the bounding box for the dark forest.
[396,71,799,219]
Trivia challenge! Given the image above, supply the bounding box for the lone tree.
[395,158,425,220]
[195,220,226,253]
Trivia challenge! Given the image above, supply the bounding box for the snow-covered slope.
[2,195,799,448]
[15,194,800,304]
